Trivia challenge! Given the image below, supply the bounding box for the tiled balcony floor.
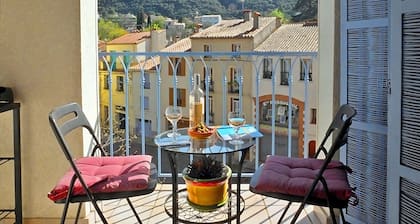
[93,184,320,224]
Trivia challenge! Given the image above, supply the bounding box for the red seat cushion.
[254,155,352,201]
[48,155,152,202]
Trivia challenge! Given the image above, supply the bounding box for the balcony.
[98,51,318,179]
[92,183,318,223]
[2,1,412,223]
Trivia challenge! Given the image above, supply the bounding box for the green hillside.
[98,0,317,21]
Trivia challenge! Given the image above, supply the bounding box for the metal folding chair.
[250,104,358,224]
[48,102,157,224]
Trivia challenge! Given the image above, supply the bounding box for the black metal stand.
[165,147,249,224]
[0,103,22,224]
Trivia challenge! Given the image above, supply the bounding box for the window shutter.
[401,12,420,171]
[169,88,174,105]
[400,178,420,224]
[341,0,389,223]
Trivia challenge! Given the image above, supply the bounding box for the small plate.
[188,127,215,139]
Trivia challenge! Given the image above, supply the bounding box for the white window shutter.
[341,0,389,223]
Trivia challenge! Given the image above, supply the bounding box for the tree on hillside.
[269,8,291,24]
[98,18,128,41]
[136,9,145,30]
[292,0,317,21]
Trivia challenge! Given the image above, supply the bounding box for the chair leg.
[328,205,338,224]
[126,198,142,224]
[74,203,82,224]
[340,209,347,224]
[61,200,71,224]
[290,202,306,224]
[278,201,292,224]
[90,200,109,224]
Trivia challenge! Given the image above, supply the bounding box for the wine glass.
[165,106,182,138]
[228,111,246,145]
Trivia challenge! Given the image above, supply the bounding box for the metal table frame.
[155,128,254,224]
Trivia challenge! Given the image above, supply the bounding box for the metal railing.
[98,51,317,178]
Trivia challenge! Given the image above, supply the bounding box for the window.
[204,44,211,58]
[144,73,151,89]
[232,44,240,52]
[232,44,240,58]
[144,96,150,110]
[169,88,186,107]
[300,59,313,81]
[103,105,109,121]
[116,112,125,129]
[136,119,152,137]
[115,105,125,111]
[263,58,273,79]
[229,67,240,93]
[208,96,214,114]
[104,75,109,89]
[231,98,240,112]
[208,96,214,123]
[168,57,185,76]
[117,76,124,91]
[310,108,317,124]
[280,59,291,85]
[203,67,214,91]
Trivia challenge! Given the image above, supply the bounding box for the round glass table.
[154,128,255,224]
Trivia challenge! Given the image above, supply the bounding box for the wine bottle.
[189,73,204,128]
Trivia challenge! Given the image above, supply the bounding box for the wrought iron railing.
[98,51,317,178]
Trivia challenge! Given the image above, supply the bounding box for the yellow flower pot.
[182,165,232,209]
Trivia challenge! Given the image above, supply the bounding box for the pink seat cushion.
[254,155,352,201]
[48,155,152,202]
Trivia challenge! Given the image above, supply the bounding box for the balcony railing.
[98,51,317,179]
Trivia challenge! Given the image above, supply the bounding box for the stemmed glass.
[165,106,182,139]
[228,111,246,145]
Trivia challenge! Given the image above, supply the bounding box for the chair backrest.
[49,102,106,164]
[315,104,357,159]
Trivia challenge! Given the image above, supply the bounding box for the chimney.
[243,9,252,21]
[253,11,261,30]
[194,23,203,33]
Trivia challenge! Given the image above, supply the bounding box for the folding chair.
[250,104,358,224]
[48,102,157,224]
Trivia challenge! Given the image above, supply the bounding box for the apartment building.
[189,11,280,126]
[159,12,318,157]
[255,22,318,156]
[99,30,166,139]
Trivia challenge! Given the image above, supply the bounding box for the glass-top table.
[154,128,256,224]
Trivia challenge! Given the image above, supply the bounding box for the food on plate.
[189,122,215,138]
[191,122,212,133]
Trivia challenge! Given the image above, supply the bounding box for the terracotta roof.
[98,40,106,52]
[190,17,276,39]
[161,38,191,52]
[255,23,318,52]
[130,57,160,71]
[107,32,151,44]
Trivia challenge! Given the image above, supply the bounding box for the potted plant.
[182,156,232,210]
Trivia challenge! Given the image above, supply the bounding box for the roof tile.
[255,23,318,52]
[108,32,151,44]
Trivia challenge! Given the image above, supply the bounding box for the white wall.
[315,0,340,222]
[0,0,98,222]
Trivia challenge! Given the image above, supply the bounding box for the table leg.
[167,151,178,224]
[237,148,249,224]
